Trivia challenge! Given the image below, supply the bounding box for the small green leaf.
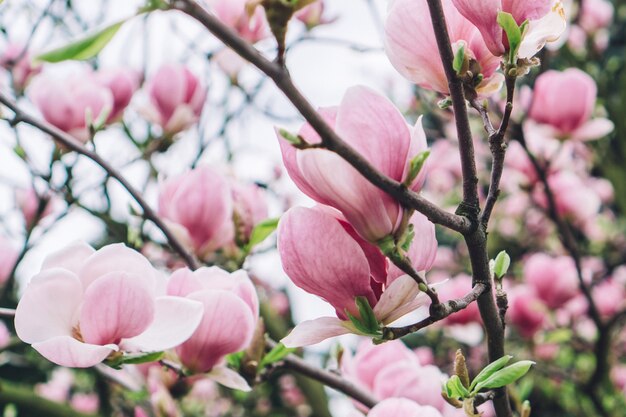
[244,217,279,252]
[404,151,430,187]
[497,11,522,64]
[259,343,296,369]
[226,351,245,369]
[279,128,304,147]
[470,355,512,390]
[445,375,470,400]
[493,250,511,278]
[106,351,164,369]
[36,20,126,63]
[473,360,535,392]
[453,44,466,75]
[355,296,379,332]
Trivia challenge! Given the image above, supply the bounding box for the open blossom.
[278,86,430,242]
[159,167,234,258]
[14,243,204,368]
[209,0,269,43]
[524,253,579,309]
[451,0,566,58]
[368,398,443,417]
[278,206,436,347]
[167,267,258,390]
[144,64,207,135]
[0,44,41,91]
[534,171,602,223]
[0,237,18,286]
[579,0,614,33]
[528,68,613,141]
[385,0,502,95]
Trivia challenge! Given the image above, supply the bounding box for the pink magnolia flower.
[30,72,114,143]
[385,0,502,95]
[14,242,204,368]
[528,68,613,141]
[592,279,626,319]
[35,368,74,403]
[534,171,602,223]
[278,86,430,242]
[167,266,258,390]
[144,64,206,135]
[0,43,41,91]
[278,206,434,347]
[437,274,482,325]
[93,68,139,122]
[295,1,334,29]
[209,0,269,43]
[158,167,234,258]
[368,398,443,417]
[15,187,55,229]
[70,393,99,414]
[579,0,614,33]
[451,0,566,58]
[524,253,579,309]
[508,286,547,338]
[0,237,18,286]
[231,182,269,246]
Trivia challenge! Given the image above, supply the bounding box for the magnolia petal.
[373,275,422,324]
[15,269,83,343]
[32,335,117,368]
[571,118,615,141]
[41,242,95,274]
[281,317,351,348]
[208,365,252,392]
[122,296,204,352]
[369,398,443,417]
[518,2,567,59]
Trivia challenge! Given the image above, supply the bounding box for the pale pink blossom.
[167,267,258,390]
[295,1,334,29]
[93,68,140,122]
[385,0,502,95]
[534,171,602,223]
[70,393,99,414]
[592,279,626,319]
[144,64,206,135]
[0,43,41,91]
[579,0,614,33]
[508,287,547,338]
[451,0,566,58]
[368,398,443,417]
[278,86,430,242]
[279,206,434,347]
[209,0,269,43]
[231,182,269,245]
[0,237,18,286]
[35,368,74,402]
[30,72,114,143]
[15,187,55,229]
[524,253,579,309]
[158,167,234,258]
[14,242,204,368]
[529,68,613,141]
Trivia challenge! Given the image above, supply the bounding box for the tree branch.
[169,0,471,235]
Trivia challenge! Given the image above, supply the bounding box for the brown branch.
[0,93,201,270]
[266,340,379,409]
[169,0,471,235]
[383,283,487,339]
[0,308,16,317]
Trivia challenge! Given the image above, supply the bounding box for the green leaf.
[244,217,280,252]
[345,297,380,337]
[493,250,511,278]
[106,351,164,369]
[36,20,126,63]
[445,375,470,400]
[452,44,466,75]
[226,351,245,369]
[497,11,522,64]
[473,360,535,393]
[470,355,512,390]
[259,343,296,368]
[404,151,430,187]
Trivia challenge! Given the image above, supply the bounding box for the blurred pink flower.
[369,398,443,417]
[210,0,269,43]
[0,237,18,287]
[158,167,234,258]
[15,187,55,229]
[93,68,140,122]
[385,0,502,95]
[278,86,430,242]
[295,0,334,29]
[0,43,41,91]
[14,243,204,368]
[529,68,613,141]
[145,64,206,135]
[438,274,482,325]
[508,286,547,338]
[524,253,579,309]
[579,0,614,33]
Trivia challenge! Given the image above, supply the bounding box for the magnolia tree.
[0,0,625,416]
